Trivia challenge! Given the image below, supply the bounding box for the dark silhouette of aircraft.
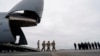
[0,0,44,45]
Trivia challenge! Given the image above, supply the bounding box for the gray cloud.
[23,0,100,49]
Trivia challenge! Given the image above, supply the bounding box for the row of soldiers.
[74,42,100,50]
[37,40,56,51]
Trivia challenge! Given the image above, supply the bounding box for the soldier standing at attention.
[74,43,77,50]
[41,41,46,51]
[91,43,95,49]
[94,42,97,49]
[51,40,56,51]
[46,41,51,51]
[37,40,40,50]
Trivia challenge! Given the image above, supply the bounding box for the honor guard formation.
[74,42,100,50]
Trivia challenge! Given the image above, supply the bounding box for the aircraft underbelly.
[0,16,15,42]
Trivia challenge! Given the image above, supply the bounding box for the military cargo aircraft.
[0,0,44,45]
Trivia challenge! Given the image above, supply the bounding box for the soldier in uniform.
[88,42,91,50]
[51,40,56,51]
[94,42,97,49]
[37,40,40,50]
[74,43,77,50]
[91,43,95,49]
[41,41,46,51]
[46,41,51,51]
[97,42,100,49]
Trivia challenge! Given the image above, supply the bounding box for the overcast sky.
[0,0,100,49]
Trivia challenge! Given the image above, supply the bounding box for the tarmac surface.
[0,50,100,56]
